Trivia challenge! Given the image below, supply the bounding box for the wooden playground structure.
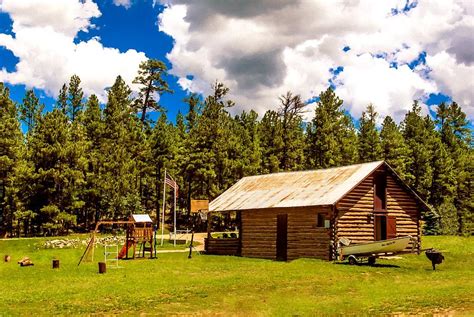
[78,214,155,266]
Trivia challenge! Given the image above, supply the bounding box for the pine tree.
[186,82,234,198]
[430,138,457,234]
[338,114,359,166]
[436,101,473,235]
[401,101,435,201]
[101,76,140,219]
[380,116,409,177]
[56,84,68,114]
[184,93,200,132]
[307,87,357,168]
[27,109,78,235]
[67,75,84,121]
[0,84,25,236]
[133,59,172,123]
[358,104,382,162]
[259,110,284,173]
[81,94,104,227]
[235,110,261,176]
[277,92,306,171]
[19,89,44,133]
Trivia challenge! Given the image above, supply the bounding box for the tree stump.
[98,262,106,274]
[52,259,60,269]
[4,255,10,262]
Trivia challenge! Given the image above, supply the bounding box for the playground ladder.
[104,244,120,269]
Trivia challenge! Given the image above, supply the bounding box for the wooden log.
[98,262,106,274]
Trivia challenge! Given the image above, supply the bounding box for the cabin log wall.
[386,175,420,251]
[241,206,332,260]
[335,170,420,253]
[205,238,240,256]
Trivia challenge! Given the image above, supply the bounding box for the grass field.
[0,235,473,316]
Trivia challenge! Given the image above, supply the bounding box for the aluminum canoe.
[339,236,413,257]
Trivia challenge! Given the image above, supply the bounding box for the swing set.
[78,214,155,266]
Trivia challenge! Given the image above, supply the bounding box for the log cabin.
[206,161,430,261]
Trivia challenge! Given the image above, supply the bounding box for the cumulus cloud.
[0,0,146,101]
[158,0,474,120]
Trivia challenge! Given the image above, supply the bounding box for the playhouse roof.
[132,214,153,223]
[210,161,430,212]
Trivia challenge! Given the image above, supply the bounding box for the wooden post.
[173,187,177,247]
[188,231,194,259]
[125,225,130,260]
[207,211,212,239]
[237,211,242,256]
[98,262,106,274]
[52,259,59,269]
[161,169,166,246]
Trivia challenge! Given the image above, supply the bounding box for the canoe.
[338,236,413,259]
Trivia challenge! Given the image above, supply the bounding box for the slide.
[118,241,134,259]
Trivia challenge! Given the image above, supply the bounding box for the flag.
[165,173,179,197]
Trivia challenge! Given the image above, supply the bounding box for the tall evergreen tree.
[101,76,140,219]
[67,75,84,121]
[133,59,172,123]
[436,101,473,235]
[307,87,358,168]
[358,104,382,162]
[259,110,284,173]
[56,84,68,114]
[0,84,25,236]
[380,116,409,178]
[277,92,306,171]
[27,109,80,235]
[430,138,457,234]
[235,110,262,177]
[401,101,435,200]
[19,89,44,133]
[81,94,104,227]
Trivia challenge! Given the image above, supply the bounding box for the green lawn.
[0,236,473,316]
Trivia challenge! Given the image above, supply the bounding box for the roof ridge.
[241,160,384,179]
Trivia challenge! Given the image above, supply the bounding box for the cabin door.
[276,214,288,261]
[375,215,397,240]
[374,215,387,241]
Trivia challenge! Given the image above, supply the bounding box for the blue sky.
[0,0,472,124]
[0,0,189,123]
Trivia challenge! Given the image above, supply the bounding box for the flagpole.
[174,186,177,247]
[161,168,166,246]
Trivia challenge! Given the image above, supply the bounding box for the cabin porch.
[204,210,241,256]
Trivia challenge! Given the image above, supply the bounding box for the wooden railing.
[205,237,240,256]
[133,227,153,240]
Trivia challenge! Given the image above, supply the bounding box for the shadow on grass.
[333,262,400,268]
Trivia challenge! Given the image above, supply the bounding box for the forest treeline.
[0,59,472,237]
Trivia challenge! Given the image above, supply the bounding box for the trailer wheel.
[348,255,358,265]
[368,256,376,266]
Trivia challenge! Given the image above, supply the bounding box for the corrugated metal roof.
[132,214,153,223]
[209,161,384,212]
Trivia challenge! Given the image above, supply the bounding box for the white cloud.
[0,0,147,102]
[113,0,132,9]
[427,51,474,112]
[158,0,474,120]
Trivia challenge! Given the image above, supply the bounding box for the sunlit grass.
[0,235,472,315]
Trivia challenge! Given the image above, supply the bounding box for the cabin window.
[317,214,330,228]
[374,172,387,211]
